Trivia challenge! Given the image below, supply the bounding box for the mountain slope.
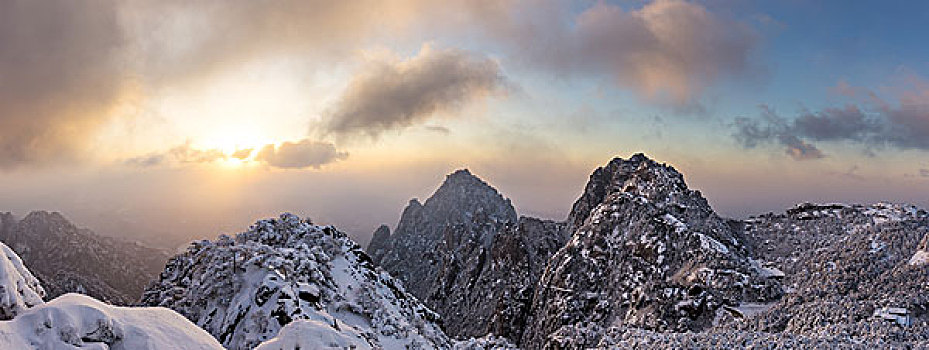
[142,213,451,350]
[0,211,170,305]
[368,169,569,341]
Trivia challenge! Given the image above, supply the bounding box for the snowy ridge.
[0,241,45,320]
[143,213,451,350]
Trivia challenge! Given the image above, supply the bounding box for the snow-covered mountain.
[367,169,569,341]
[0,211,170,305]
[142,213,451,350]
[0,240,224,350]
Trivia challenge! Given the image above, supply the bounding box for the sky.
[1,0,928,248]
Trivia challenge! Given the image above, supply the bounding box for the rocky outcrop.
[142,213,450,350]
[521,154,783,349]
[0,211,170,305]
[369,169,569,341]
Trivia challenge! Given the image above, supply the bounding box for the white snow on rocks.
[696,233,729,254]
[0,241,45,319]
[909,250,929,266]
[142,213,451,350]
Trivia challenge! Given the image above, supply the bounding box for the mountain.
[0,211,171,305]
[142,213,451,350]
[367,169,569,341]
[520,154,784,348]
[0,241,223,350]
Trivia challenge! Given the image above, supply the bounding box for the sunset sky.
[2,0,928,247]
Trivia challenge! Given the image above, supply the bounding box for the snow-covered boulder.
[143,213,451,350]
[0,293,223,349]
[0,241,45,319]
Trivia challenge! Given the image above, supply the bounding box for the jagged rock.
[369,169,568,341]
[366,224,392,258]
[142,213,451,350]
[521,154,782,349]
[0,211,170,305]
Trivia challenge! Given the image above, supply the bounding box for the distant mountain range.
[0,153,926,349]
[0,210,170,305]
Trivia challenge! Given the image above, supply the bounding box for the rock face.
[142,213,451,350]
[521,154,783,349]
[368,169,569,341]
[0,241,45,319]
[0,211,170,305]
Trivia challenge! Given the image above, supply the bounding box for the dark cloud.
[734,78,929,159]
[322,46,507,138]
[124,142,226,167]
[780,135,825,160]
[255,139,348,169]
[0,0,126,168]
[920,169,929,177]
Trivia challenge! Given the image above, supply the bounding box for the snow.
[0,241,45,319]
[254,319,371,350]
[908,250,929,266]
[0,293,223,350]
[872,306,911,327]
[696,233,729,254]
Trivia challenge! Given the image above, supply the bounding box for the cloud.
[479,0,758,106]
[124,142,226,167]
[231,148,253,160]
[255,139,348,169]
[780,135,825,160]
[322,46,507,138]
[0,0,127,169]
[920,169,929,177]
[734,75,929,159]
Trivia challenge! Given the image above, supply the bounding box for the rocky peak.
[422,168,518,226]
[365,224,391,258]
[522,155,781,348]
[567,153,704,230]
[367,169,566,342]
